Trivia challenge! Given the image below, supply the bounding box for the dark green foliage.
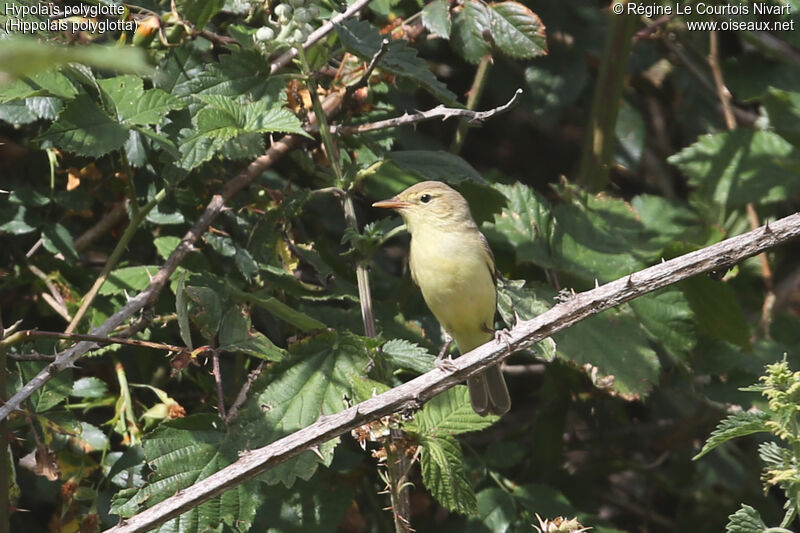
[1,0,799,532]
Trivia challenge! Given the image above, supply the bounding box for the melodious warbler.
[373,181,511,416]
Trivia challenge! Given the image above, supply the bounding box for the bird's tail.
[467,364,510,416]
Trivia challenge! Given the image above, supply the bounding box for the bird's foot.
[435,355,458,373]
[494,328,513,351]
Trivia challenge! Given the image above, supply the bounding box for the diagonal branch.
[269,0,374,74]
[0,91,345,423]
[107,211,800,533]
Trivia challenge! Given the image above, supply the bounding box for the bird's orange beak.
[372,197,412,210]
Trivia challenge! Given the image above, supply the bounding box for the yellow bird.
[373,181,511,416]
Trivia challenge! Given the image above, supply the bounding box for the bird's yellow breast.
[409,228,496,352]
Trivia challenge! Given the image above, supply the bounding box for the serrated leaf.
[419,433,478,516]
[337,19,457,103]
[551,193,657,282]
[694,411,771,460]
[249,293,326,331]
[668,130,800,206]
[725,504,767,533]
[629,288,696,360]
[110,414,262,533]
[490,182,554,268]
[184,286,223,341]
[98,266,159,296]
[475,487,515,532]
[555,309,660,398]
[176,0,225,29]
[219,306,286,361]
[233,332,369,486]
[681,275,752,350]
[17,362,72,412]
[381,338,435,374]
[452,0,492,63]
[0,68,78,103]
[153,236,182,261]
[98,75,185,126]
[71,377,109,399]
[41,222,78,262]
[409,386,498,436]
[388,151,485,184]
[762,88,800,147]
[423,0,452,38]
[488,1,547,59]
[38,94,129,157]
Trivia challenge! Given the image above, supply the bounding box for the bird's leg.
[434,337,457,372]
[485,324,513,351]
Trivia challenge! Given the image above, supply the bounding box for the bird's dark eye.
[420,194,432,203]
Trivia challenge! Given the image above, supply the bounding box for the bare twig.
[324,88,523,136]
[708,31,736,130]
[708,32,776,338]
[12,330,185,353]
[346,38,390,98]
[269,0,374,75]
[212,349,227,420]
[24,261,70,322]
[450,54,492,154]
[225,362,265,424]
[107,211,800,533]
[0,91,345,423]
[74,200,129,252]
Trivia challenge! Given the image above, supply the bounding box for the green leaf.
[630,194,701,249]
[452,0,492,63]
[99,266,159,296]
[184,286,223,341]
[9,186,50,207]
[474,487,515,532]
[98,75,185,126]
[110,415,262,533]
[0,37,150,78]
[0,204,39,234]
[490,182,554,268]
[511,483,576,519]
[629,288,696,360]
[488,1,547,60]
[681,276,752,350]
[388,151,485,184]
[18,362,72,412]
[422,0,452,38]
[256,474,355,532]
[0,68,78,103]
[693,411,771,460]
[381,339,435,375]
[218,306,286,361]
[419,433,478,516]
[41,223,78,262]
[38,94,129,157]
[175,0,225,28]
[153,236,182,261]
[408,386,498,436]
[178,95,306,170]
[249,293,326,331]
[337,19,458,103]
[668,130,800,206]
[725,504,768,533]
[555,309,660,398]
[762,87,800,147]
[233,332,369,486]
[551,193,656,282]
[71,377,109,399]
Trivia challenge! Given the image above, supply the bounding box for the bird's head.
[372,181,476,234]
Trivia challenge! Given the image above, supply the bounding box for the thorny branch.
[318,88,524,136]
[107,211,800,533]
